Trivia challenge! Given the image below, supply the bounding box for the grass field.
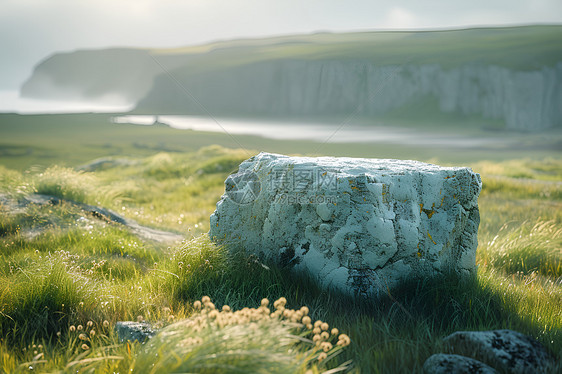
[1,113,561,171]
[149,25,562,70]
[0,113,561,372]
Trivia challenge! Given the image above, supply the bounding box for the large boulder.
[210,152,481,296]
[443,330,556,374]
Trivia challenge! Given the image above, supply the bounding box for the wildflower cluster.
[63,319,111,352]
[176,296,351,367]
[21,343,44,357]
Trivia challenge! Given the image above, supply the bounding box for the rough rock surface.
[443,330,556,374]
[210,153,481,296]
[115,321,156,343]
[423,353,498,374]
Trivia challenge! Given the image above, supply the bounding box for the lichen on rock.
[423,353,498,374]
[210,152,481,297]
[443,329,556,374]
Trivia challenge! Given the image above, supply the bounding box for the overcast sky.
[1,0,561,89]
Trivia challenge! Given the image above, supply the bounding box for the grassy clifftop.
[152,24,562,70]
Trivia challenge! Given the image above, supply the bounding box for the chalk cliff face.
[138,60,562,131]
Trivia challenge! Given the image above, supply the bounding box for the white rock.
[210,153,481,296]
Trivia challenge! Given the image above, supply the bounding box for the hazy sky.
[1,0,561,89]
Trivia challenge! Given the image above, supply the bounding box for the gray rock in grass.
[423,353,498,374]
[443,329,556,374]
[115,321,156,343]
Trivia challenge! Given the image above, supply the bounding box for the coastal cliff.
[138,60,562,131]
[20,25,562,131]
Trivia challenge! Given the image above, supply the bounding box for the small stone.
[423,353,498,374]
[114,321,156,343]
[443,329,556,374]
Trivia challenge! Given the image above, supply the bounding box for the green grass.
[153,25,562,71]
[1,113,561,172]
[0,113,561,372]
[479,220,562,278]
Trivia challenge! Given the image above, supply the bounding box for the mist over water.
[0,90,133,114]
[112,115,499,148]
[0,91,507,148]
